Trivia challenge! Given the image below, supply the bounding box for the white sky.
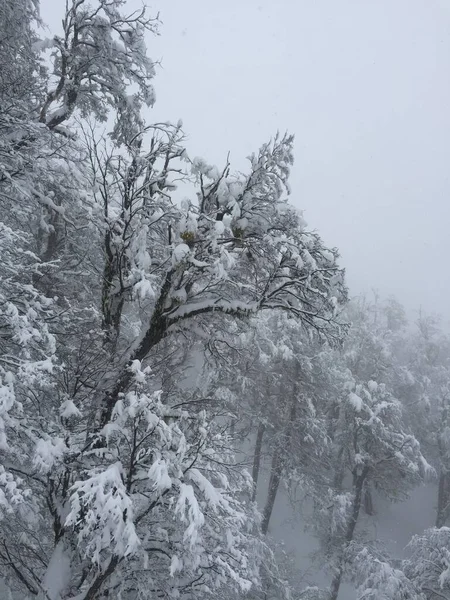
[41,0,450,322]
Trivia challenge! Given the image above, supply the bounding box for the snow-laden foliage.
[404,527,450,599]
[244,312,335,533]
[0,0,41,106]
[58,366,260,597]
[351,546,424,600]
[311,372,431,571]
[0,222,56,514]
[337,378,432,500]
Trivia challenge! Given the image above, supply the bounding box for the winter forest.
[1,1,450,599]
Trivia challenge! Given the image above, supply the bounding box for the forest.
[0,1,449,599]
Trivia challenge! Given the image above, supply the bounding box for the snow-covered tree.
[38,0,158,140]
[325,377,430,600]
[298,298,434,600]
[242,312,334,535]
[403,314,450,528]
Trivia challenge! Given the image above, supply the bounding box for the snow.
[148,458,172,493]
[175,483,205,546]
[129,359,151,383]
[65,462,141,562]
[134,276,155,299]
[41,541,72,600]
[223,213,233,228]
[215,220,225,235]
[2,7,448,596]
[172,243,190,266]
[419,455,436,480]
[0,465,26,514]
[192,157,220,180]
[367,380,378,393]
[320,249,335,264]
[59,399,81,419]
[168,298,259,320]
[188,468,227,511]
[236,217,249,230]
[34,437,68,473]
[170,554,183,576]
[171,287,187,304]
[348,392,363,412]
[0,378,15,449]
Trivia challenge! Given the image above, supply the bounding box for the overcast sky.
[41,0,450,322]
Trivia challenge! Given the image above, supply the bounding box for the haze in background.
[41,0,450,321]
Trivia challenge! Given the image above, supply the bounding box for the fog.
[146,0,450,322]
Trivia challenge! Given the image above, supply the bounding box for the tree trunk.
[95,269,175,433]
[328,566,343,600]
[252,423,265,502]
[436,470,450,528]
[261,369,299,534]
[100,153,143,352]
[331,405,347,492]
[101,228,126,352]
[261,446,282,535]
[332,445,346,492]
[363,484,374,516]
[329,468,368,600]
[33,204,64,297]
[82,556,119,600]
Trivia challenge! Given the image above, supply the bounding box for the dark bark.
[97,269,175,431]
[100,153,141,351]
[329,467,369,600]
[346,471,367,543]
[83,556,120,600]
[261,446,282,535]
[331,406,347,492]
[436,405,450,528]
[32,199,65,298]
[261,370,299,534]
[328,565,343,600]
[332,445,346,492]
[363,485,374,516]
[436,470,450,528]
[101,231,125,351]
[252,423,265,502]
